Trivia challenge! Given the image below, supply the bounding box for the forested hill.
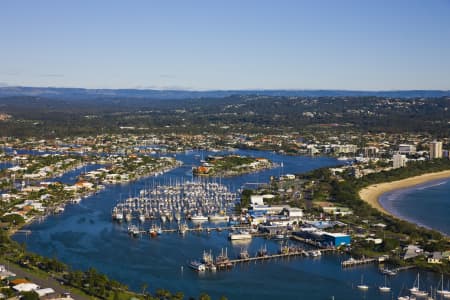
[1,86,450,99]
[1,94,450,137]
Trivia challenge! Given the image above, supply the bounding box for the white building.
[429,140,443,159]
[282,207,303,219]
[250,194,275,206]
[393,153,407,169]
[13,283,40,292]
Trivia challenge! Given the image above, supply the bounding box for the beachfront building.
[429,140,443,159]
[393,153,407,169]
[398,144,416,155]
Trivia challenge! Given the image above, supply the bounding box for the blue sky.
[1,0,449,90]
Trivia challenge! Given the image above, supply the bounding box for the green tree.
[21,291,39,300]
[198,293,211,300]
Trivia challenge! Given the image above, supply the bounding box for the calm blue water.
[379,178,450,236]
[13,150,446,299]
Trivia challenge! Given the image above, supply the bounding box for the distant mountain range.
[1,86,450,99]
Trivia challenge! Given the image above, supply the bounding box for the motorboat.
[189,261,206,272]
[228,230,252,240]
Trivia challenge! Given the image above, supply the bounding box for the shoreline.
[359,169,450,220]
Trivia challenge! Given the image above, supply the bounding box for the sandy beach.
[359,170,450,217]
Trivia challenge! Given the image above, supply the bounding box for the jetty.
[14,230,32,234]
[128,225,254,236]
[341,257,377,267]
[160,225,251,234]
[229,248,336,265]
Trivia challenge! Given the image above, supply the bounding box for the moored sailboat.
[379,275,391,292]
[437,274,450,297]
[410,273,428,298]
[357,275,369,290]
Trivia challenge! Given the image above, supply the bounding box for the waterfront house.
[427,252,443,264]
[74,180,94,190]
[403,245,423,260]
[442,251,450,260]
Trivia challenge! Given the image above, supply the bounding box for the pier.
[161,225,251,234]
[229,248,336,265]
[14,230,32,234]
[392,265,415,272]
[341,257,377,268]
[129,225,253,235]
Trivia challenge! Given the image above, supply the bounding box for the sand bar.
[359,169,450,217]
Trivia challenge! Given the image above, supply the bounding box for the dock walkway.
[229,248,336,264]
[341,257,377,267]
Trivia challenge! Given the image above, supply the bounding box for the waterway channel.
[13,150,446,299]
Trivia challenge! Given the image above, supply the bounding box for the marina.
[12,149,447,300]
[111,179,237,224]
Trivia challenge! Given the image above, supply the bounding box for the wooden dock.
[161,225,251,233]
[14,230,32,234]
[392,265,415,273]
[132,225,253,235]
[341,257,377,267]
[229,248,336,265]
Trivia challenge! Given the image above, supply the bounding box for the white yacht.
[190,214,208,222]
[228,231,252,240]
[208,214,229,222]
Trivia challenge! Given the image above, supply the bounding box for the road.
[1,261,90,300]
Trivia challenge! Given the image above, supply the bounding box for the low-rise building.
[428,252,443,264]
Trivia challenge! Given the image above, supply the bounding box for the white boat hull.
[229,233,252,240]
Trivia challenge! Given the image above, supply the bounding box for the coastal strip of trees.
[321,159,450,273]
[0,231,224,300]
